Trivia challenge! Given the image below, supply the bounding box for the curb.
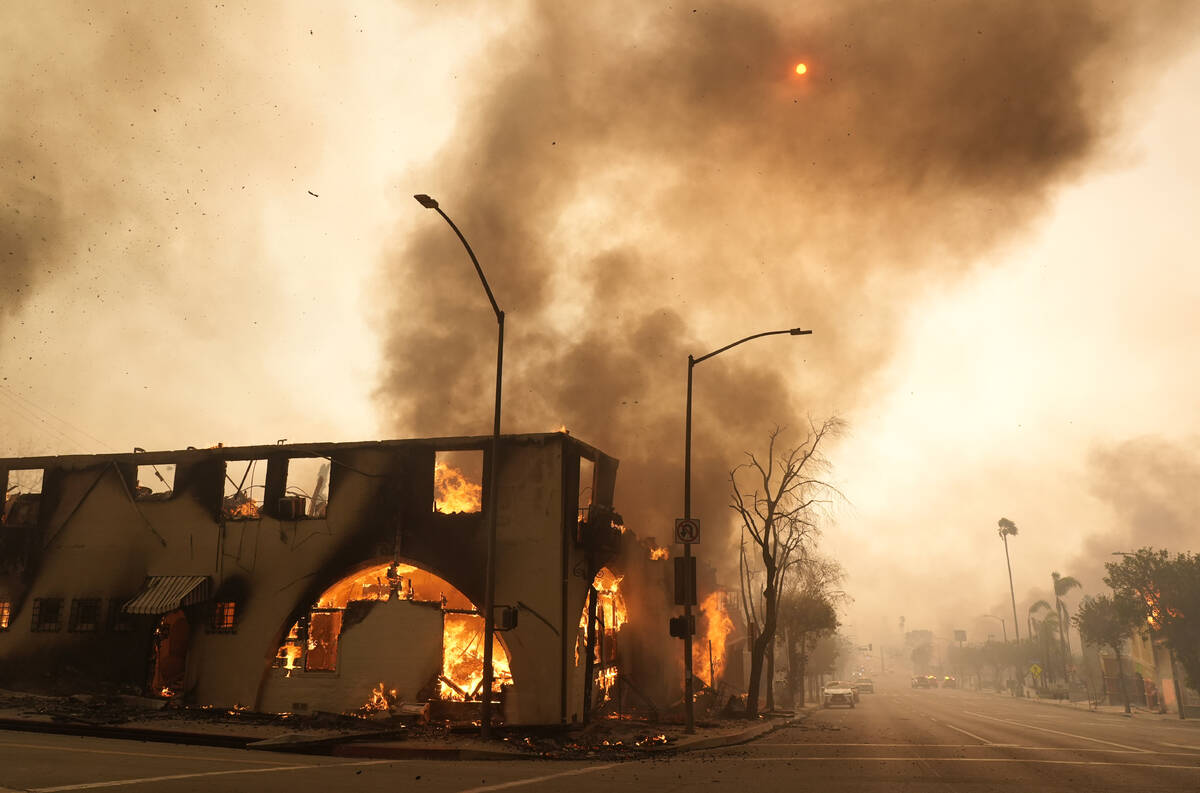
[0,717,254,749]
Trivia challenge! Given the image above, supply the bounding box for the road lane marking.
[928,715,992,745]
[29,760,391,791]
[940,722,993,745]
[0,740,289,765]
[453,764,618,793]
[963,710,1151,752]
[737,756,1200,770]
[749,743,1200,755]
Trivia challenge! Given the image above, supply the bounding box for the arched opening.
[578,567,627,711]
[261,560,511,715]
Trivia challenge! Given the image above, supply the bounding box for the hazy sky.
[2,1,1198,650]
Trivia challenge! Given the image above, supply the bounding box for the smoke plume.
[378,1,1196,553]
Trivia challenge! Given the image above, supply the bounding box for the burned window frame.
[107,599,136,633]
[68,598,102,633]
[209,601,238,634]
[303,608,343,672]
[3,467,44,528]
[0,600,10,631]
[281,456,330,520]
[31,597,62,632]
[132,462,176,502]
[432,449,485,515]
[222,458,269,521]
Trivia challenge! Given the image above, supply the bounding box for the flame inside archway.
[273,561,511,706]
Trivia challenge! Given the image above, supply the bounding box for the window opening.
[134,464,174,501]
[69,598,101,632]
[283,458,329,518]
[304,610,342,672]
[4,469,43,527]
[578,456,595,521]
[433,450,482,514]
[0,600,10,631]
[210,601,237,633]
[31,598,62,632]
[223,459,266,520]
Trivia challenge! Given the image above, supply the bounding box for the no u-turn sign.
[674,518,700,544]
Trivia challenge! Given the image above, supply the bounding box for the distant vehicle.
[912,675,937,689]
[853,678,875,694]
[942,675,958,689]
[822,680,857,708]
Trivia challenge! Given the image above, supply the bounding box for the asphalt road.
[1,685,1198,792]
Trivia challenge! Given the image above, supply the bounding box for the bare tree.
[730,418,843,717]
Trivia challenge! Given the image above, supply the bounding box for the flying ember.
[795,62,808,75]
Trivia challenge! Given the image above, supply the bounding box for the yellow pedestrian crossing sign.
[1030,663,1042,681]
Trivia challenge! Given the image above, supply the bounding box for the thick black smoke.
[1072,435,1200,590]
[373,0,1194,553]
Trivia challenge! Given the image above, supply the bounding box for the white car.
[822,680,856,708]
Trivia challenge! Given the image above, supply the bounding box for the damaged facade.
[0,432,650,725]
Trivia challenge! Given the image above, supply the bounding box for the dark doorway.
[150,610,190,696]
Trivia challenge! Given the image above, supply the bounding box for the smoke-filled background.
[3,1,1199,649]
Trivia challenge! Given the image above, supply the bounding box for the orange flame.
[361,681,398,714]
[434,462,483,514]
[649,546,669,560]
[694,591,733,688]
[580,568,627,633]
[224,493,261,519]
[439,612,512,700]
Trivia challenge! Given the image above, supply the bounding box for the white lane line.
[963,710,1151,753]
[1164,742,1200,751]
[736,756,1200,770]
[941,722,993,745]
[757,743,1199,755]
[454,764,618,793]
[0,740,287,765]
[29,760,391,791]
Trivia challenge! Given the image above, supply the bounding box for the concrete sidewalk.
[979,687,1195,723]
[0,687,809,762]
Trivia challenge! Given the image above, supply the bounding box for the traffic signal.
[669,614,696,638]
[674,556,697,605]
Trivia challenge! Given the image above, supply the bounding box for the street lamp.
[681,327,811,733]
[414,194,504,737]
[979,614,1007,643]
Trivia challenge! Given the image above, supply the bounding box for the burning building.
[0,432,642,724]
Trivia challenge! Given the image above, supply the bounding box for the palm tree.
[1028,600,1054,686]
[1051,572,1082,658]
[998,518,1021,643]
[1028,599,1053,639]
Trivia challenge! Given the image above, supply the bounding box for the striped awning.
[122,576,211,616]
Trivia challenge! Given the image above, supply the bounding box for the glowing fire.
[694,591,734,688]
[580,568,627,633]
[649,546,669,560]
[1143,589,1181,629]
[439,612,512,700]
[434,462,483,514]
[795,62,808,75]
[361,681,398,714]
[596,667,618,702]
[224,493,261,519]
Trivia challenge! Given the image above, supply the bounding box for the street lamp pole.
[414,194,504,737]
[682,327,811,733]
